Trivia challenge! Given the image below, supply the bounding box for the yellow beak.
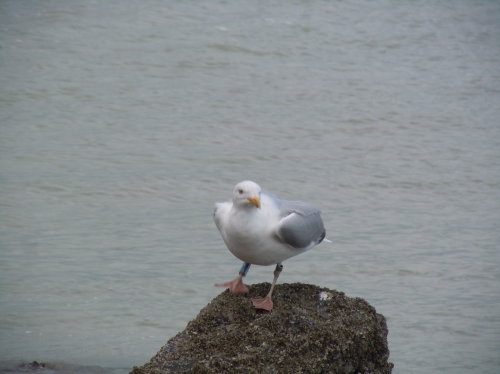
[247,196,261,209]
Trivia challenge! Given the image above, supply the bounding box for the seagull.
[213,180,327,311]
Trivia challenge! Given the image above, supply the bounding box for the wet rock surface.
[130,283,393,374]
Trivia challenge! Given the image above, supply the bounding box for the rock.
[130,283,393,374]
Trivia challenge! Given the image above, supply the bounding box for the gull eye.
[238,189,243,195]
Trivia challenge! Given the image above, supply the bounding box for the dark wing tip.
[318,230,326,244]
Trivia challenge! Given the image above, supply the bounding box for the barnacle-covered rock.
[130,283,393,374]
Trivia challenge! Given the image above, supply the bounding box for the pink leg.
[251,263,283,311]
[215,273,249,293]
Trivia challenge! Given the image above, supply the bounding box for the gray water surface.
[1,1,499,373]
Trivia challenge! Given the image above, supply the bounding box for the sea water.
[1,1,499,373]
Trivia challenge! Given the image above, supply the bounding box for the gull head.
[232,180,261,209]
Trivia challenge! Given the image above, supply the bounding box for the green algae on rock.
[130,283,393,374]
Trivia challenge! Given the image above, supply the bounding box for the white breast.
[215,196,306,266]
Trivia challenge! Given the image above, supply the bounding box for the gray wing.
[262,190,326,249]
